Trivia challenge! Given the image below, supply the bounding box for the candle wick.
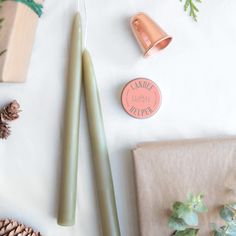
[78,0,88,48]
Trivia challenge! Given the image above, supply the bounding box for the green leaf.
[187,193,198,205]
[212,223,236,236]
[220,206,235,222]
[228,221,236,231]
[187,193,207,213]
[226,222,236,236]
[212,203,236,235]
[173,202,185,212]
[174,202,191,218]
[174,228,198,236]
[169,193,207,234]
[182,210,198,226]
[168,216,188,231]
[212,225,227,236]
[172,201,198,226]
[194,202,208,213]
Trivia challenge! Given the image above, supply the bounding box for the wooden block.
[0,0,43,83]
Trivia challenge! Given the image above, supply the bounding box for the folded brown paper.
[0,0,42,83]
[133,137,236,236]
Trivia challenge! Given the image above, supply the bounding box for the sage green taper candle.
[57,12,82,226]
[83,50,121,236]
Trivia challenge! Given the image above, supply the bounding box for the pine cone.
[0,121,10,139]
[0,219,41,236]
[1,100,21,121]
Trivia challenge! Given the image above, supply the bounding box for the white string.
[78,0,88,49]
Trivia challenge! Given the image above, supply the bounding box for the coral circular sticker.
[121,78,162,119]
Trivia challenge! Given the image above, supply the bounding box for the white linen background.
[0,0,236,235]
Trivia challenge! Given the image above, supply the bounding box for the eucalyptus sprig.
[180,0,202,21]
[168,193,208,236]
[212,203,236,236]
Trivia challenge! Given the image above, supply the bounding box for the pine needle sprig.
[180,0,202,21]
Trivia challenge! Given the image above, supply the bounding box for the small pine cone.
[0,121,10,139]
[0,219,41,236]
[1,100,21,121]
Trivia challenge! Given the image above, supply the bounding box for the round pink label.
[121,78,162,119]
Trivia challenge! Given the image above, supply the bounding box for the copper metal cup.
[131,13,172,57]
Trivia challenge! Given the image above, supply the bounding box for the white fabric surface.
[0,0,236,235]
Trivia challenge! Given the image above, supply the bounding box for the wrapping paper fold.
[0,0,43,82]
[133,137,236,236]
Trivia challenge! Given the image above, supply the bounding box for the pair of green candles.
[57,13,120,236]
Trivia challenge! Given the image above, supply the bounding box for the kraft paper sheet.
[133,137,236,236]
